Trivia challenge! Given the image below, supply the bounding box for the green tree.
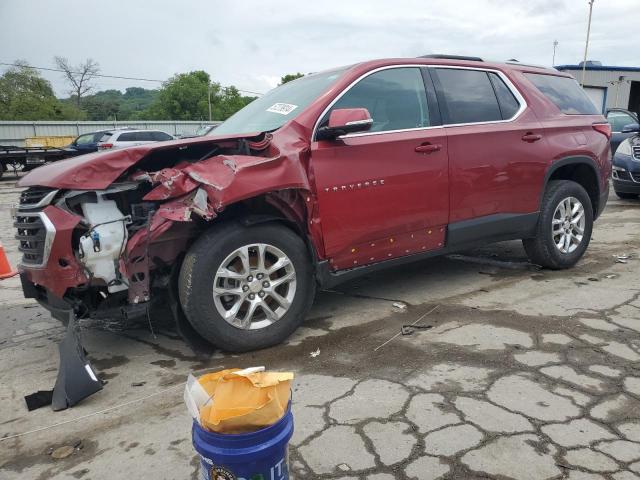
[137,71,254,121]
[280,73,304,85]
[0,61,83,120]
[216,86,256,120]
[142,70,211,120]
[80,89,122,120]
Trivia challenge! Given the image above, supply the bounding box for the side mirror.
[622,123,640,133]
[317,108,373,140]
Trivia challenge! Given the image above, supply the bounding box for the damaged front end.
[15,129,317,330]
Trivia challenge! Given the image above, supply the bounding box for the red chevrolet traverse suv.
[14,55,611,351]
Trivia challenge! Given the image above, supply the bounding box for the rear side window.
[434,69,502,124]
[489,73,521,119]
[138,131,156,141]
[525,73,599,115]
[152,131,173,141]
[320,67,430,133]
[117,132,137,142]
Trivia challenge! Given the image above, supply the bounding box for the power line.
[0,62,264,96]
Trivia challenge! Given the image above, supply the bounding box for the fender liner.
[238,213,323,281]
[542,155,604,218]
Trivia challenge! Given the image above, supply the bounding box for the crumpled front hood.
[18,132,259,190]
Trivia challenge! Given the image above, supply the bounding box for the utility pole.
[552,40,559,66]
[581,0,595,86]
[208,83,212,122]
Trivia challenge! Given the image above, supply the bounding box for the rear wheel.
[178,221,315,352]
[615,191,638,200]
[523,180,593,269]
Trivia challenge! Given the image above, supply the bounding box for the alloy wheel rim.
[552,196,585,254]
[213,243,297,330]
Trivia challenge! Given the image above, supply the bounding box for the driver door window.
[319,67,430,134]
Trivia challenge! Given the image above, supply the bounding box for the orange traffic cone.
[0,242,18,279]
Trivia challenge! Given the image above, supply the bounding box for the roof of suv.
[350,56,569,77]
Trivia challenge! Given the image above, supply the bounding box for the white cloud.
[0,0,637,96]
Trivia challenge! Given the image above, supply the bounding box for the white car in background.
[97,129,174,150]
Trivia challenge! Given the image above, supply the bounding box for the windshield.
[195,125,213,136]
[211,67,348,136]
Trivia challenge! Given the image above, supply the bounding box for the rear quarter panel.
[513,70,611,205]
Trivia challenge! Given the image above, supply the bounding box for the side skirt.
[317,212,539,288]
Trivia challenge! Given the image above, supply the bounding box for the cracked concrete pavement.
[1,175,640,479]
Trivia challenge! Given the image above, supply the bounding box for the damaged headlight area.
[17,181,184,325]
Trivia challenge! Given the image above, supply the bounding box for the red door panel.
[311,128,448,268]
[447,107,550,223]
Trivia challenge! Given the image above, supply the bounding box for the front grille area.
[19,186,57,209]
[614,170,632,181]
[633,146,640,161]
[631,172,640,183]
[14,213,47,265]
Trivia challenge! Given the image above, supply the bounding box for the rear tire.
[178,221,315,352]
[615,191,638,200]
[523,180,593,269]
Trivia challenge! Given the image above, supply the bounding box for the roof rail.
[505,60,554,69]
[419,54,484,62]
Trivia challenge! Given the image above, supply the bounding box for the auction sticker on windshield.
[266,103,298,115]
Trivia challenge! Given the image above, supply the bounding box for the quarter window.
[434,69,502,124]
[525,73,599,115]
[319,67,430,134]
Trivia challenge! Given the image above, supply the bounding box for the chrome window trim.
[14,210,57,269]
[312,63,527,141]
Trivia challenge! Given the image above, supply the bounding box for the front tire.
[178,221,315,352]
[523,180,593,269]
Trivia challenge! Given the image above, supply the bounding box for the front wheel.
[178,221,315,352]
[523,180,593,269]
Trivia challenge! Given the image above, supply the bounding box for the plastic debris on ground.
[310,348,320,358]
[51,445,75,459]
[401,324,433,336]
[184,366,293,434]
[392,302,407,311]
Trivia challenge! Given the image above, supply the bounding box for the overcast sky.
[1,0,638,97]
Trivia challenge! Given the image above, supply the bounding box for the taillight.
[99,143,113,149]
[592,123,611,139]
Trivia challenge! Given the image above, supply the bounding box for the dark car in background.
[66,130,111,153]
[606,109,640,153]
[612,133,640,199]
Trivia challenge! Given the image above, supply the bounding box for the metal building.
[0,120,219,146]
[555,63,640,114]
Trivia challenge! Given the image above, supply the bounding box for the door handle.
[521,133,542,143]
[415,143,442,154]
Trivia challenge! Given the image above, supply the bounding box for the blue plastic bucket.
[192,404,294,480]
